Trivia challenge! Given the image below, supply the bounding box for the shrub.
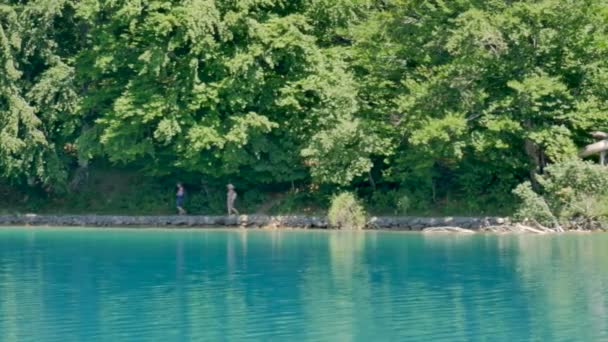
[269,191,328,215]
[396,193,411,214]
[368,190,411,215]
[328,192,367,229]
[513,181,558,226]
[513,159,608,229]
[242,189,267,212]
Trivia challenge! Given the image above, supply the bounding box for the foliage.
[514,160,608,229]
[512,182,557,227]
[367,190,410,215]
[0,1,82,190]
[2,0,608,215]
[267,190,328,215]
[302,118,388,185]
[328,192,366,229]
[348,0,608,209]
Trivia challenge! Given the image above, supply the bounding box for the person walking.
[176,182,186,215]
[227,184,239,216]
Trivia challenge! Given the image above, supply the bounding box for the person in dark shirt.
[176,182,186,215]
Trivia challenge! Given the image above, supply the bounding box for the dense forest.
[1,0,607,215]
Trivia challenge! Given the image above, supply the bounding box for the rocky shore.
[0,214,507,230]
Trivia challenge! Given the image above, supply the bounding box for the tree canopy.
[1,0,607,213]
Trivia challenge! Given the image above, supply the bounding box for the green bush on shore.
[514,160,608,230]
[328,192,367,229]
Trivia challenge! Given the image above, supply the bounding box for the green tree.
[348,0,608,210]
[75,0,367,186]
[0,1,83,190]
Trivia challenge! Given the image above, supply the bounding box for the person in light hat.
[227,184,239,215]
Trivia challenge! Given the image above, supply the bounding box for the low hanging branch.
[579,140,608,157]
[579,131,608,166]
[591,131,608,140]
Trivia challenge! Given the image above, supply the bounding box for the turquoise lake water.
[0,228,607,341]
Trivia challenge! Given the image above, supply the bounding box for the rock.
[0,214,514,230]
[411,224,424,231]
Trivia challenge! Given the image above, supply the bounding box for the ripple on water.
[0,229,608,341]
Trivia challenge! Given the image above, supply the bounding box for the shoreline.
[0,214,506,230]
[0,214,603,233]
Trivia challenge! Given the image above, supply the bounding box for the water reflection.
[0,229,607,341]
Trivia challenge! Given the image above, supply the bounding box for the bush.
[513,181,558,226]
[328,192,367,229]
[368,190,411,215]
[513,159,608,229]
[242,189,267,212]
[268,191,328,215]
[396,193,411,214]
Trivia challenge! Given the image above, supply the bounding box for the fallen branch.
[591,131,608,140]
[422,226,476,234]
[483,223,557,234]
[528,219,563,233]
[515,223,548,234]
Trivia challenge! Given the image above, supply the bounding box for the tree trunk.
[524,138,543,189]
[368,171,376,191]
[68,158,89,192]
[523,120,547,180]
[539,149,547,174]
